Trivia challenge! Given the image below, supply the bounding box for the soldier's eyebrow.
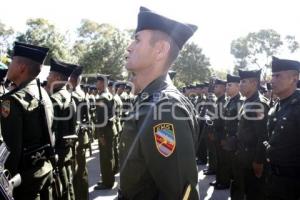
[134,33,140,40]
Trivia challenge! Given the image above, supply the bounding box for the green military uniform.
[119,74,199,199]
[95,81,117,189]
[48,59,76,200]
[51,85,75,200]
[213,92,229,188]
[0,42,53,200]
[113,84,123,174]
[72,83,89,200]
[265,57,300,200]
[231,70,269,200]
[1,80,54,200]
[223,75,243,189]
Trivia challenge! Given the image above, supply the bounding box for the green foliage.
[15,18,74,64]
[74,20,130,80]
[172,42,211,86]
[231,29,299,74]
[0,21,14,56]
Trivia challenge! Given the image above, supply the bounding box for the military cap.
[125,83,133,91]
[168,70,177,80]
[272,56,300,72]
[203,82,210,87]
[70,65,83,77]
[238,69,261,80]
[214,79,227,85]
[266,83,272,91]
[227,74,240,83]
[108,80,114,87]
[13,42,49,64]
[96,74,110,81]
[136,6,197,49]
[115,82,126,88]
[50,58,75,77]
[195,83,204,88]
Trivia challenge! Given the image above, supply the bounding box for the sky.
[1,0,300,72]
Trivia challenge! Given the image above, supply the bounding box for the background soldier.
[94,74,117,190]
[118,6,199,199]
[46,58,76,200]
[210,79,229,189]
[231,69,269,200]
[1,42,53,199]
[69,66,89,200]
[265,56,300,200]
[223,74,243,192]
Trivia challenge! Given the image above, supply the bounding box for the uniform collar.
[139,73,173,96]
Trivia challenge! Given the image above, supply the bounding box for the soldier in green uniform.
[94,74,117,190]
[113,81,124,174]
[210,79,230,189]
[46,58,76,200]
[1,42,53,199]
[118,6,199,199]
[69,66,89,200]
[265,57,300,200]
[195,83,208,165]
[223,74,243,191]
[231,69,269,200]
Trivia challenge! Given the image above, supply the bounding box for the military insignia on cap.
[1,100,10,118]
[153,123,176,157]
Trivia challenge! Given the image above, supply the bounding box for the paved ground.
[87,142,230,200]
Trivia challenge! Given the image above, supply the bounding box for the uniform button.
[281,126,284,129]
[266,158,270,162]
[273,118,277,122]
[283,117,287,120]
[272,131,275,134]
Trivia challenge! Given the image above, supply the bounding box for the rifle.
[0,143,21,200]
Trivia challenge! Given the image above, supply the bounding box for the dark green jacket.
[237,91,269,164]
[119,74,199,200]
[267,90,300,167]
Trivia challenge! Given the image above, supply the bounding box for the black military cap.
[168,70,177,80]
[125,83,132,91]
[203,82,210,87]
[195,83,204,88]
[96,74,110,81]
[108,80,114,87]
[50,58,75,77]
[70,65,83,77]
[214,79,227,85]
[136,6,197,49]
[115,82,126,88]
[266,83,272,91]
[238,69,261,80]
[272,56,300,72]
[0,69,7,81]
[13,42,49,64]
[227,74,240,83]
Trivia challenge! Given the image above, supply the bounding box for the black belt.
[270,165,300,178]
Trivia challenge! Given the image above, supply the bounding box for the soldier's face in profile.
[7,57,21,82]
[271,70,298,96]
[226,82,240,97]
[125,30,156,72]
[239,79,254,97]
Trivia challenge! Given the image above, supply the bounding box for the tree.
[172,42,211,86]
[74,20,130,79]
[15,18,74,64]
[0,21,14,57]
[231,29,300,74]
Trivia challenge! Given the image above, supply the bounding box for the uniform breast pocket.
[275,116,294,135]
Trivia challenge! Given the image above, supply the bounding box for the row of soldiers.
[182,56,300,199]
[0,41,136,200]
